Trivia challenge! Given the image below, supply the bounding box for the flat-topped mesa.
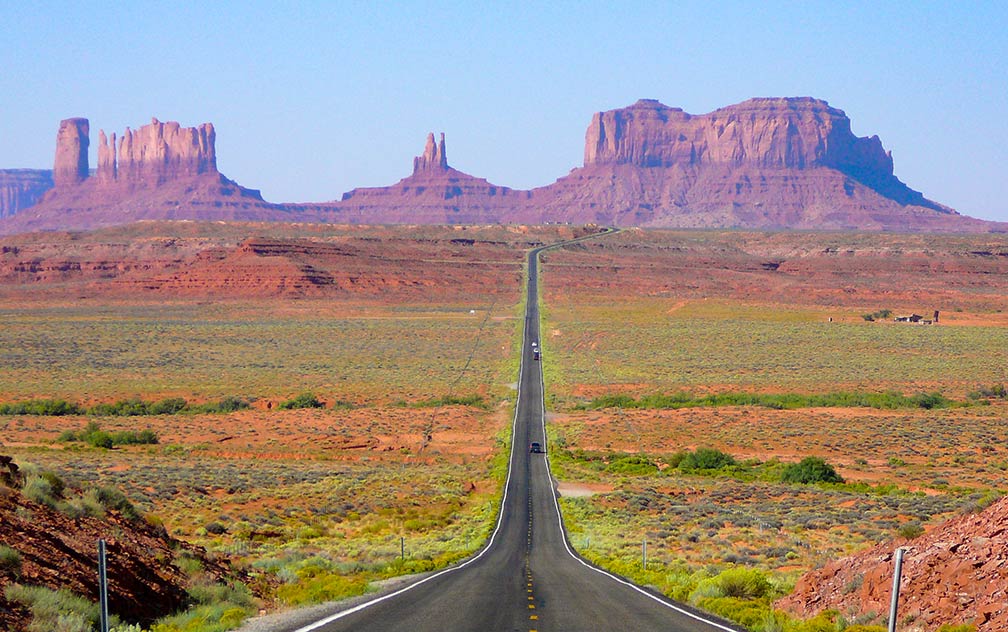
[53,118,89,187]
[412,132,449,175]
[584,97,894,178]
[96,118,218,186]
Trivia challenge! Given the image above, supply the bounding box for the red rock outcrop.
[777,496,1008,630]
[336,133,534,224]
[0,170,53,218]
[2,99,1005,234]
[0,117,295,235]
[97,118,217,186]
[53,117,89,187]
[584,98,891,173]
[0,456,238,631]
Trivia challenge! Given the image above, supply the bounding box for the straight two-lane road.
[291,239,740,632]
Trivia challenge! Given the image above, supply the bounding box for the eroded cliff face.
[96,118,217,186]
[583,97,894,175]
[0,170,53,218]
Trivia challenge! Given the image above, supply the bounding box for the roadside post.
[98,539,110,632]
[887,547,905,632]
[642,538,647,569]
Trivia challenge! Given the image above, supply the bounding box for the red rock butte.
[1,98,1005,234]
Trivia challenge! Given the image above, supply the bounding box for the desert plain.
[1,222,1007,631]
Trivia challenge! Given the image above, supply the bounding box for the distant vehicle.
[533,349,541,360]
[529,441,543,453]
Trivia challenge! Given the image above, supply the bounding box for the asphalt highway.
[290,239,741,632]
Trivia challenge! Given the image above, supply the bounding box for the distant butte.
[1,98,1004,234]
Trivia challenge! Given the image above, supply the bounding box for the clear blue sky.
[3,1,1006,221]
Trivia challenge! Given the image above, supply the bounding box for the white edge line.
[534,260,740,632]
[290,261,533,632]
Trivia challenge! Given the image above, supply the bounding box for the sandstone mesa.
[1,97,1003,234]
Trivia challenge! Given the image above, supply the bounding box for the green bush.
[278,393,325,410]
[0,399,83,416]
[936,625,976,632]
[781,457,844,484]
[59,421,158,448]
[678,447,737,471]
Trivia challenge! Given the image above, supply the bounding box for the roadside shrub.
[678,447,736,471]
[606,454,659,476]
[278,392,324,410]
[22,475,59,507]
[715,567,773,599]
[4,583,99,632]
[781,457,844,484]
[936,625,976,632]
[93,486,141,522]
[276,572,368,606]
[898,521,925,540]
[0,545,22,576]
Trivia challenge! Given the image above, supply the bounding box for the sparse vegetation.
[4,583,100,632]
[1,396,250,417]
[581,390,959,411]
[0,544,22,576]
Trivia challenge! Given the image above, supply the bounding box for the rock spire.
[413,132,448,174]
[53,118,89,187]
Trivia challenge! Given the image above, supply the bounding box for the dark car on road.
[529,441,543,453]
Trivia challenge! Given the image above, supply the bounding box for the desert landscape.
[1,9,1005,626]
[0,220,1005,631]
